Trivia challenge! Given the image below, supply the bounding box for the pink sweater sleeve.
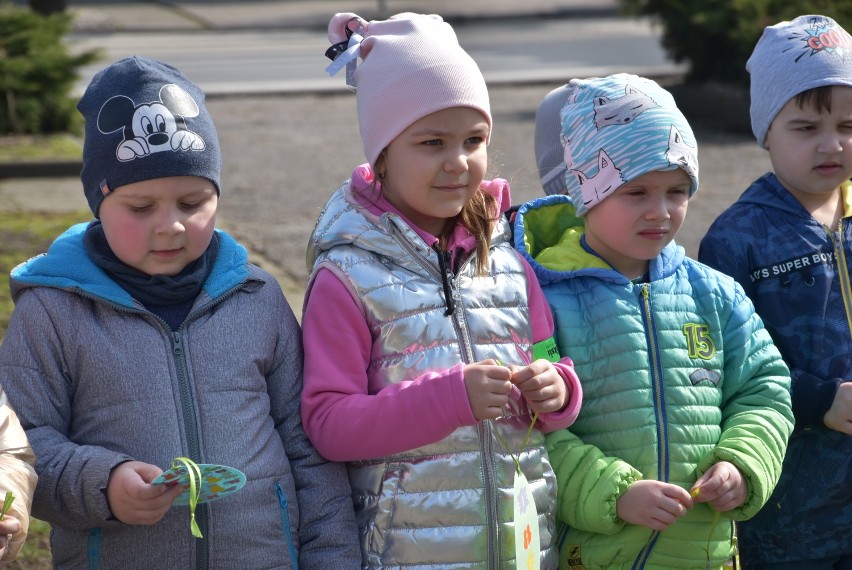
[301,268,477,462]
[521,256,583,433]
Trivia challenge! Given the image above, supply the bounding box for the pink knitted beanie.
[325,12,492,166]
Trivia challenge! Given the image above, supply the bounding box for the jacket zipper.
[172,286,245,570]
[59,281,249,570]
[393,228,501,567]
[632,284,669,569]
[830,221,852,339]
[173,331,209,570]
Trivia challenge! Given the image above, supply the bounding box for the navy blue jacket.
[699,172,852,563]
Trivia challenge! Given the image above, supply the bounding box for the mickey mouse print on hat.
[77,56,222,217]
[99,83,206,162]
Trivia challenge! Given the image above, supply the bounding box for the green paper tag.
[532,337,560,363]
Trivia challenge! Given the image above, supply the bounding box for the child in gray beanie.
[534,83,573,196]
[0,56,359,568]
[514,73,793,569]
[699,14,852,568]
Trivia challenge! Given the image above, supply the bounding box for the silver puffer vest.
[307,183,559,569]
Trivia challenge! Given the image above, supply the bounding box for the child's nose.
[817,131,844,154]
[155,208,185,233]
[444,150,469,173]
[645,197,671,220]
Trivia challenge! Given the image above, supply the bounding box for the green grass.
[9,518,51,570]
[0,210,91,567]
[0,134,83,163]
[0,211,90,335]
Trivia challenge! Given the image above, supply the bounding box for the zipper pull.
[433,245,456,316]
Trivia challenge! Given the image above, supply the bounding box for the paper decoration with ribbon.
[152,460,246,506]
[514,471,540,570]
[493,355,542,569]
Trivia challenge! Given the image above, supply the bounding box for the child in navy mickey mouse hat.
[0,56,359,568]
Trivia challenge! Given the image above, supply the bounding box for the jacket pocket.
[275,482,300,569]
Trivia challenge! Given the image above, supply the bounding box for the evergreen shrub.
[619,0,852,85]
[0,2,99,135]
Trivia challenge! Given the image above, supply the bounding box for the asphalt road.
[68,16,683,97]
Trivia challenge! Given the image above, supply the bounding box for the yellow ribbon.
[691,487,723,569]
[172,457,203,539]
[492,358,541,474]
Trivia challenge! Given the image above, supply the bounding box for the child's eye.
[422,139,442,146]
[465,136,485,145]
[180,202,203,211]
[129,205,152,214]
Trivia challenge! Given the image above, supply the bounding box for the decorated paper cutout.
[493,355,542,569]
[514,471,540,570]
[152,460,246,506]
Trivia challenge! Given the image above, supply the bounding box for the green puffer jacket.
[513,195,794,570]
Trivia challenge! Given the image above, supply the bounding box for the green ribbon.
[172,457,203,539]
[0,491,14,520]
[492,359,541,475]
[692,486,723,569]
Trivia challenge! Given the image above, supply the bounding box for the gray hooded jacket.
[0,223,359,569]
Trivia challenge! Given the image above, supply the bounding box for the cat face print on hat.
[558,73,698,216]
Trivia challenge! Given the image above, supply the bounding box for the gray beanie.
[78,56,221,217]
[534,84,573,195]
[559,74,698,217]
[747,14,852,148]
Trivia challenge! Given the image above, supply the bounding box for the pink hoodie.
[301,165,582,462]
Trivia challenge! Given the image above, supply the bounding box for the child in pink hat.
[301,11,583,568]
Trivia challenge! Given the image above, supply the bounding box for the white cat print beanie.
[559,73,698,216]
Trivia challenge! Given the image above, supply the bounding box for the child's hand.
[509,359,567,414]
[0,514,21,552]
[824,382,852,435]
[463,360,513,421]
[106,461,184,525]
[690,461,748,512]
[616,480,693,531]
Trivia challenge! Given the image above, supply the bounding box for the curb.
[0,161,82,180]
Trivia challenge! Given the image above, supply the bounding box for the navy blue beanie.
[78,56,221,217]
